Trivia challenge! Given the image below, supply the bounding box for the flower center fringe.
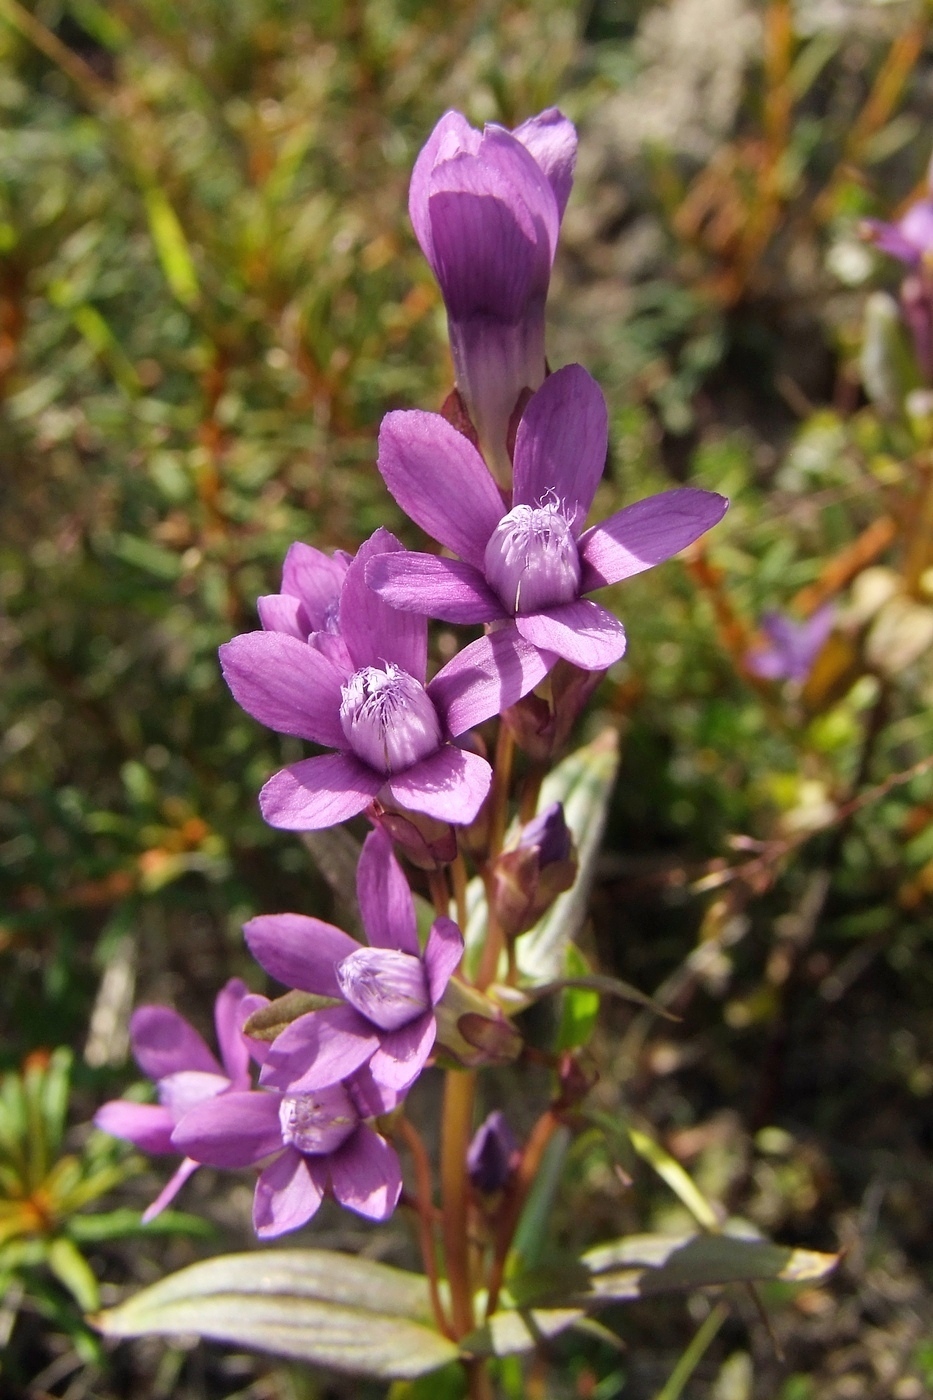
[484,499,581,614]
[339,663,443,774]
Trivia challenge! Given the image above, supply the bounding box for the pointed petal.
[94,1100,175,1154]
[253,1150,324,1238]
[516,600,627,670]
[259,753,383,831]
[428,628,555,736]
[356,827,418,955]
[244,914,359,997]
[409,110,480,265]
[512,365,608,527]
[369,1012,436,1091]
[280,541,348,631]
[257,592,305,639]
[579,489,729,590]
[329,1126,402,1221]
[219,631,347,747]
[141,1157,200,1223]
[424,917,464,1004]
[130,1006,221,1081]
[365,551,505,624]
[386,746,491,824]
[258,1007,379,1093]
[513,108,577,220]
[339,528,427,679]
[214,978,252,1086]
[377,411,505,569]
[172,1090,283,1167]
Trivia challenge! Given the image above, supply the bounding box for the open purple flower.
[410,108,576,484]
[746,605,835,684]
[257,541,351,668]
[245,827,463,1092]
[95,979,265,1221]
[368,365,729,670]
[220,528,553,830]
[171,1066,402,1238]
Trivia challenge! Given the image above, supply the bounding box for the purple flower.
[257,542,352,668]
[367,365,729,671]
[410,108,576,484]
[95,979,265,1221]
[244,827,463,1092]
[171,1067,402,1238]
[220,528,553,830]
[467,1110,519,1194]
[746,605,835,684]
[864,193,933,269]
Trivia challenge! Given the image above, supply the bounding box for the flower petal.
[357,827,418,955]
[244,914,359,997]
[141,1157,200,1223]
[369,1012,436,1091]
[95,1100,175,1154]
[329,1126,402,1221]
[280,541,349,631]
[158,1070,230,1117]
[130,1006,221,1081]
[253,1149,324,1239]
[365,551,505,624]
[259,753,384,831]
[347,1064,405,1118]
[258,1006,379,1094]
[424,916,464,1005]
[516,600,627,670]
[257,592,305,639]
[214,977,252,1087]
[512,364,608,527]
[339,528,427,680]
[172,1090,283,1168]
[377,411,505,568]
[409,110,480,266]
[428,628,555,737]
[219,631,347,747]
[513,108,577,220]
[579,489,729,590]
[385,745,491,824]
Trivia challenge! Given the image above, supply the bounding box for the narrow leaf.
[48,1236,100,1313]
[95,1249,459,1380]
[627,1127,720,1230]
[243,990,342,1043]
[142,186,199,309]
[460,1306,584,1358]
[578,1232,838,1301]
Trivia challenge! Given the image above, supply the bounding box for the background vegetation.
[2,0,933,1396]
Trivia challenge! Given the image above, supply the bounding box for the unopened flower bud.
[467,1110,519,1194]
[433,980,523,1068]
[336,948,430,1031]
[492,802,577,939]
[369,802,458,871]
[501,658,604,762]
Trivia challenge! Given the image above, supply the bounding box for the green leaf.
[67,1209,213,1243]
[555,946,601,1052]
[142,186,200,310]
[517,730,620,982]
[461,1305,585,1358]
[48,1236,100,1312]
[243,990,342,1043]
[626,1126,720,1231]
[578,1232,837,1301]
[95,1250,460,1380]
[525,973,673,1021]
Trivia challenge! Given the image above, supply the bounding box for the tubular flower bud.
[467,1110,520,1194]
[492,801,577,939]
[339,663,443,774]
[336,947,431,1032]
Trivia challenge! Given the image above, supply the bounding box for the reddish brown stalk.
[440,1069,477,1338]
[484,1108,560,1318]
[428,868,451,920]
[398,1118,454,1340]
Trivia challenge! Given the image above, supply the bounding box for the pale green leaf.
[579,1232,838,1300]
[461,1305,584,1358]
[95,1249,459,1380]
[627,1126,721,1230]
[142,186,199,310]
[48,1236,100,1312]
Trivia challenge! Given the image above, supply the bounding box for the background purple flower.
[864,193,933,269]
[409,108,576,484]
[368,364,728,670]
[95,979,265,1221]
[746,605,835,684]
[220,528,553,830]
[467,1109,519,1194]
[245,827,463,1092]
[171,1067,402,1238]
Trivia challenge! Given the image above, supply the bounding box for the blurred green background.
[3,0,933,1396]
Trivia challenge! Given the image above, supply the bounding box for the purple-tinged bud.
[278,1085,358,1155]
[434,980,523,1068]
[369,802,458,871]
[339,664,443,774]
[484,501,581,615]
[501,658,604,762]
[336,947,431,1032]
[467,1110,519,1194]
[492,801,577,939]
